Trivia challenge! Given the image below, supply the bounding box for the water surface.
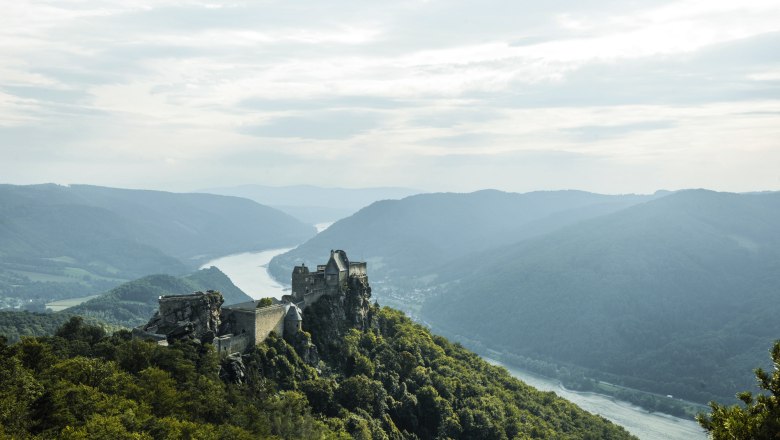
[486,358,707,440]
[201,248,292,299]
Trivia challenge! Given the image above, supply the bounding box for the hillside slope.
[0,184,314,307]
[423,190,780,404]
[202,184,420,223]
[269,190,658,284]
[0,300,635,439]
[68,267,252,327]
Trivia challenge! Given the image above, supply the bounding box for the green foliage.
[257,297,275,308]
[0,306,635,440]
[697,341,780,439]
[0,311,113,343]
[308,306,634,439]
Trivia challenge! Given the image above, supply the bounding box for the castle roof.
[285,304,303,321]
[328,250,348,272]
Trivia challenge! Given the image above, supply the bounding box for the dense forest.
[0,306,635,439]
[0,311,115,343]
[426,190,780,404]
[0,184,314,309]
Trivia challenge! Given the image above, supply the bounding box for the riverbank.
[486,358,707,440]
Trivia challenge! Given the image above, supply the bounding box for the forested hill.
[0,184,314,308]
[424,189,780,404]
[269,189,657,281]
[67,267,253,327]
[0,307,636,439]
[0,184,315,262]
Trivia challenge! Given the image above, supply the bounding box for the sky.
[1,0,779,194]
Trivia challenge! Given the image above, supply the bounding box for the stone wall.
[214,333,252,355]
[253,304,287,342]
[349,262,367,277]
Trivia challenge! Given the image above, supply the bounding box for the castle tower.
[284,303,303,339]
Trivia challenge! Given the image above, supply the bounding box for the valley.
[208,247,707,439]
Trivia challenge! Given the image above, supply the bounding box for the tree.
[697,340,780,439]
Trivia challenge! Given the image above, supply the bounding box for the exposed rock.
[288,331,320,366]
[302,273,374,363]
[141,290,223,343]
[220,352,247,384]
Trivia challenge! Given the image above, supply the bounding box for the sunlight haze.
[1,0,779,193]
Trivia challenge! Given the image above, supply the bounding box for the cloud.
[0,0,778,193]
[564,121,676,142]
[240,111,385,140]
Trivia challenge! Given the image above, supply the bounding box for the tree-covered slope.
[269,190,656,283]
[0,309,635,439]
[0,311,115,343]
[67,267,253,327]
[64,184,315,261]
[0,184,314,308]
[424,190,780,404]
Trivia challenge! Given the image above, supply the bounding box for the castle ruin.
[134,249,368,355]
[284,249,367,308]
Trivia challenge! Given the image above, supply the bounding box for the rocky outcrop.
[302,275,374,363]
[141,290,223,343]
[288,331,320,366]
[220,352,247,384]
[344,274,372,330]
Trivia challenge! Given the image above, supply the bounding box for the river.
[201,246,708,440]
[485,358,707,440]
[200,248,293,300]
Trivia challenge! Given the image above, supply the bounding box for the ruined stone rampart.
[214,333,252,355]
[252,304,287,341]
[348,262,367,277]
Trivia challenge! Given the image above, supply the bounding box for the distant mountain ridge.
[424,189,780,404]
[201,184,422,223]
[269,189,660,283]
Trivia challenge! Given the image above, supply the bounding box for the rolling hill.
[422,190,780,404]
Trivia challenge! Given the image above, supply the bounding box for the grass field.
[45,294,103,312]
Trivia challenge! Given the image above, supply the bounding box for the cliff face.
[302,275,374,363]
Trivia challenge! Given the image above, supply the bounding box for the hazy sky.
[1,0,779,194]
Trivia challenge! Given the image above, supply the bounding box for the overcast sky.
[1,0,779,194]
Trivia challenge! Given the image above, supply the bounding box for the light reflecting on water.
[315,222,333,233]
[201,248,292,300]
